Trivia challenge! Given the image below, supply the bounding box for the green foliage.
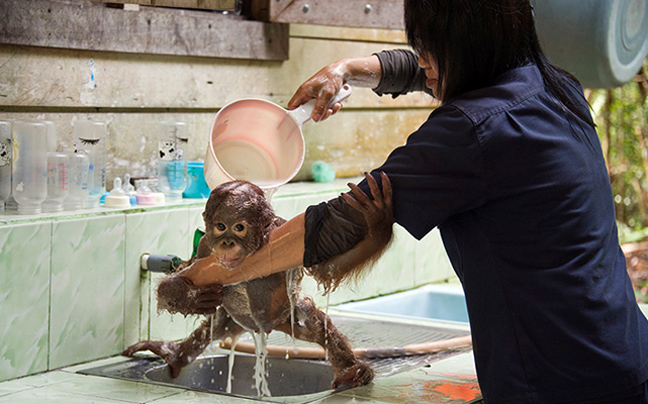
[589,61,648,241]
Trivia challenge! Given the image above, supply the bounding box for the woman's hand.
[343,172,394,243]
[288,55,382,122]
[288,60,347,122]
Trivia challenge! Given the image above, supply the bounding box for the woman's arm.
[180,213,306,286]
[180,173,393,289]
[288,55,383,122]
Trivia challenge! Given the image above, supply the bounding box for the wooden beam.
[247,0,404,30]
[87,0,239,12]
[0,0,289,61]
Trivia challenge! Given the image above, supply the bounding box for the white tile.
[46,373,182,403]
[0,222,51,381]
[49,215,126,369]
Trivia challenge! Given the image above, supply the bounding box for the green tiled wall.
[0,222,51,382]
[0,179,454,382]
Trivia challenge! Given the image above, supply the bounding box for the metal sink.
[80,354,335,403]
[145,355,333,397]
[79,315,470,403]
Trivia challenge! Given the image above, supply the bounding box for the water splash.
[251,331,271,397]
[226,334,239,394]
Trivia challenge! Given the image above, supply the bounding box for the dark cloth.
[564,379,648,404]
[373,49,434,98]
[355,50,648,403]
[303,195,367,267]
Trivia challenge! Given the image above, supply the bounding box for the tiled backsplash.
[0,179,454,382]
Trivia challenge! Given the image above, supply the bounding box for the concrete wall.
[0,18,436,186]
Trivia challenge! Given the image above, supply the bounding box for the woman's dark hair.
[404,0,593,125]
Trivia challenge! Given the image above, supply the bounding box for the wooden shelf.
[0,0,287,61]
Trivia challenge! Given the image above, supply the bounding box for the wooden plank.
[151,0,237,10]
[248,0,405,30]
[0,0,288,61]
[87,0,153,5]
[290,24,406,44]
[87,0,238,11]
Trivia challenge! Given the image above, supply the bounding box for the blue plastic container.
[533,0,648,88]
[335,284,469,324]
[183,162,211,199]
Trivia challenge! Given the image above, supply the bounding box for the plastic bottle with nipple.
[123,173,137,206]
[104,177,131,209]
[134,179,156,206]
[73,120,106,209]
[11,121,48,214]
[0,121,12,214]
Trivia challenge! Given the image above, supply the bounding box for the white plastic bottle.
[73,120,106,209]
[12,121,48,214]
[42,121,70,213]
[0,121,12,213]
[63,149,90,211]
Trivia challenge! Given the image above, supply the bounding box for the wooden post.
[246,0,405,30]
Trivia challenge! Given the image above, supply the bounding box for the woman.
[176,1,648,402]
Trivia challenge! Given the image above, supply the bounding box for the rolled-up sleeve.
[373,49,433,98]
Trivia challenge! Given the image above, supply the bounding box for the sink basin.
[335,284,469,323]
[147,354,334,398]
[79,315,470,403]
[81,354,335,403]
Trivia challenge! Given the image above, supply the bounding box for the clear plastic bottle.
[12,121,48,214]
[0,121,12,213]
[42,121,70,213]
[63,149,90,211]
[157,121,188,202]
[42,152,70,213]
[73,120,106,209]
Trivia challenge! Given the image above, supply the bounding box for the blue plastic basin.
[336,284,469,324]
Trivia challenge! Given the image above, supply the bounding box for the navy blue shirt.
[362,63,648,403]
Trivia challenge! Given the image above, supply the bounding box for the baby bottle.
[157,121,188,202]
[63,149,90,211]
[73,120,106,208]
[134,179,156,206]
[12,121,48,214]
[123,173,137,206]
[0,121,12,213]
[42,121,70,213]
[104,177,131,209]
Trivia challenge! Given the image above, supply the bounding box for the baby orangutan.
[123,178,393,391]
